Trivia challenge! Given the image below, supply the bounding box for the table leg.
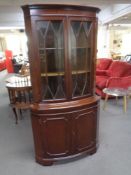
[103,94,109,110]
[116,96,118,104]
[123,96,127,113]
[12,107,18,124]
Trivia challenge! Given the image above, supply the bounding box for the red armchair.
[96,58,112,76]
[96,58,112,70]
[0,58,6,71]
[96,60,131,98]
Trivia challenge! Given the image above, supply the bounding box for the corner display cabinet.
[22,4,100,166]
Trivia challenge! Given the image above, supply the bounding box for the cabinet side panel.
[31,115,43,158]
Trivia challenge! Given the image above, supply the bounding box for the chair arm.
[106,76,131,89]
[96,70,109,76]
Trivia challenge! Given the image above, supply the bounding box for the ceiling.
[110,12,131,24]
[0,0,130,7]
[0,0,131,29]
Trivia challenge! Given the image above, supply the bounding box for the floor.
[0,70,131,175]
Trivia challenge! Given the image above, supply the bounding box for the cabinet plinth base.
[36,145,98,166]
[31,96,100,166]
[36,158,54,166]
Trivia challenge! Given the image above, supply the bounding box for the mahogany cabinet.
[22,4,100,166]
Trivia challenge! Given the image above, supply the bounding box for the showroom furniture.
[121,54,131,63]
[103,88,128,113]
[6,76,32,124]
[96,60,131,98]
[22,4,100,166]
[19,64,30,76]
[12,63,23,73]
[96,58,112,75]
[5,50,14,73]
[0,58,6,71]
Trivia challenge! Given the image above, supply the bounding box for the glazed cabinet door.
[73,107,97,153]
[28,15,96,102]
[31,16,67,102]
[31,113,72,158]
[69,17,95,98]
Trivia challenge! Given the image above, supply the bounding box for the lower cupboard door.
[40,115,71,158]
[74,109,97,153]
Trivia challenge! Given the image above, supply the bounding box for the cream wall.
[109,26,131,58]
[97,24,111,58]
[0,31,27,57]
[121,29,131,56]
[97,24,131,59]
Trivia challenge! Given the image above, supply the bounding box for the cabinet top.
[22,4,100,13]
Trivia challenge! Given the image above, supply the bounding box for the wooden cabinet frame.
[22,4,100,166]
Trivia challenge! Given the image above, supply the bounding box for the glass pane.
[39,49,46,73]
[70,20,92,97]
[71,48,90,71]
[45,49,64,73]
[71,21,80,36]
[41,76,65,100]
[83,22,92,36]
[72,73,90,97]
[45,23,56,48]
[37,20,65,100]
[37,21,49,48]
[77,23,88,47]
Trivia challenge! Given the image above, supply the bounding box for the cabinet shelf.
[41,72,65,77]
[71,47,88,49]
[72,70,89,74]
[41,70,89,77]
[39,48,64,50]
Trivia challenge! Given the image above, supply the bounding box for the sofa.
[0,58,6,71]
[96,59,131,98]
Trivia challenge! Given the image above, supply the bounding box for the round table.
[6,76,32,124]
[103,88,128,113]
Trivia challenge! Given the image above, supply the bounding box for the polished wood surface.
[22,4,100,165]
[31,96,99,165]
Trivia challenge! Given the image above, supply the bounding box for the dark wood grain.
[22,4,100,166]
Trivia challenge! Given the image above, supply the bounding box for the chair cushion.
[108,61,131,77]
[97,58,112,70]
[96,76,108,89]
